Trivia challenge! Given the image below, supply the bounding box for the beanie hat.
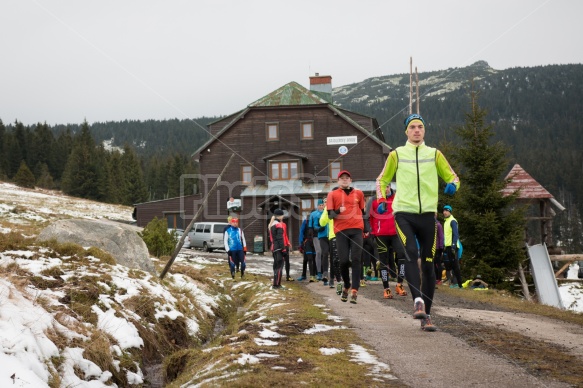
[274,209,284,216]
[443,205,452,212]
[317,199,324,205]
[404,113,426,129]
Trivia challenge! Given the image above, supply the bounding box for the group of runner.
[227,113,460,332]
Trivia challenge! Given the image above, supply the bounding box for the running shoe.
[350,289,358,304]
[370,277,379,281]
[360,279,366,287]
[435,280,442,285]
[395,283,408,296]
[421,315,437,331]
[296,276,306,281]
[336,283,343,295]
[413,299,427,319]
[450,284,460,289]
[341,288,349,302]
[383,288,393,299]
[231,271,235,279]
[317,273,322,281]
[286,276,295,282]
[309,276,316,283]
[329,281,335,289]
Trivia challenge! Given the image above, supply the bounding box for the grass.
[164,265,400,388]
[440,286,583,326]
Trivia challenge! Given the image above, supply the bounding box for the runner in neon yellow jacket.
[375,113,460,332]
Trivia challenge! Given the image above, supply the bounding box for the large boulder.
[38,219,156,274]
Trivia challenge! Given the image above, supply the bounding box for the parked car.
[168,228,191,249]
[188,222,229,252]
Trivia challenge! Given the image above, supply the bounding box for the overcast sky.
[1,0,581,126]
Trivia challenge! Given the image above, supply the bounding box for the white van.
[188,222,229,252]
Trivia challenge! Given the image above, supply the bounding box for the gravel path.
[305,280,573,388]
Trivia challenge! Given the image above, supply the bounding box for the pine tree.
[447,92,525,286]
[14,161,36,189]
[120,144,148,206]
[36,163,55,189]
[61,121,99,199]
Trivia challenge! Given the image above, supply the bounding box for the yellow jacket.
[319,207,336,239]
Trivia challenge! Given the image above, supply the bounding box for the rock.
[38,219,156,274]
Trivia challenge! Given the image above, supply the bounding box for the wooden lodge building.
[134,74,391,251]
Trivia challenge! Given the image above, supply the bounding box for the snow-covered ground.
[0,182,393,387]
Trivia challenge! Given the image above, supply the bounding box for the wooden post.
[415,66,420,114]
[409,57,413,115]
[517,261,532,302]
[159,153,235,279]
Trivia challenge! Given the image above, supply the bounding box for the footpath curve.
[304,281,571,388]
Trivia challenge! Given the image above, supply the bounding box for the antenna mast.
[416,66,420,114]
[409,57,413,115]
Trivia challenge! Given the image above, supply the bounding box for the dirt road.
[305,279,579,388]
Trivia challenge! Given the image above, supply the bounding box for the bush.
[139,217,176,257]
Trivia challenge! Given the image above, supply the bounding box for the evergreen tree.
[30,122,56,179]
[14,161,36,189]
[105,151,124,203]
[120,144,148,205]
[36,163,55,189]
[0,119,6,178]
[51,129,74,183]
[61,121,99,199]
[447,92,525,286]
[167,154,185,198]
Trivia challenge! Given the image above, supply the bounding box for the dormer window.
[270,161,298,181]
[300,121,314,140]
[266,122,279,141]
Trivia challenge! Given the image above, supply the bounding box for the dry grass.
[165,269,400,388]
[440,287,583,326]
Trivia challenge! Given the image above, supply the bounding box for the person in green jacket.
[376,113,459,332]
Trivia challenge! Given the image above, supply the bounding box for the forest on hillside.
[0,119,214,204]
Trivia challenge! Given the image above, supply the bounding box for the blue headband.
[404,113,426,129]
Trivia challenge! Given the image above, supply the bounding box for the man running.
[376,113,459,331]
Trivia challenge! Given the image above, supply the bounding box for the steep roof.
[502,164,553,199]
[248,82,329,107]
[192,81,390,158]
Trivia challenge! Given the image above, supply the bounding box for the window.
[270,161,298,181]
[300,121,313,140]
[203,224,211,233]
[266,122,279,141]
[165,213,183,229]
[241,165,252,184]
[329,161,342,179]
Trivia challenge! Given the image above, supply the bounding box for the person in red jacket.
[326,170,366,304]
[269,209,288,289]
[369,186,408,299]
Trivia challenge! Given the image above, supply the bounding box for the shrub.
[139,217,176,257]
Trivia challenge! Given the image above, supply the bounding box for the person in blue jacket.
[308,199,325,280]
[298,214,316,281]
[224,217,246,279]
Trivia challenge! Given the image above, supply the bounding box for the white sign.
[338,146,348,155]
[227,198,241,209]
[327,136,357,145]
